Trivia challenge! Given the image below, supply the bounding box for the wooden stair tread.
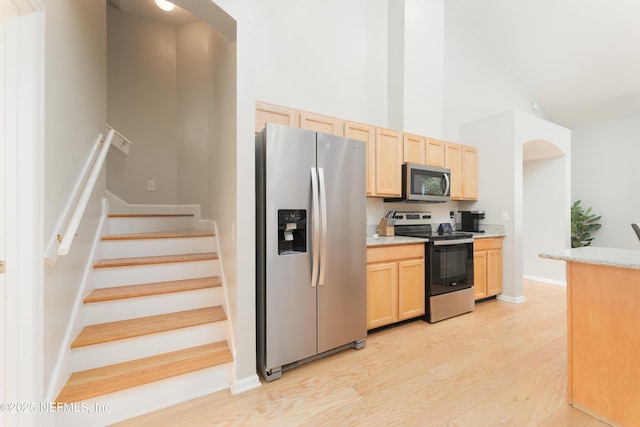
[94,252,218,269]
[71,306,226,348]
[102,229,214,241]
[108,213,194,218]
[56,341,232,403]
[84,277,222,303]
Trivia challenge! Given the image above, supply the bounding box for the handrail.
[57,129,115,256]
[107,123,133,155]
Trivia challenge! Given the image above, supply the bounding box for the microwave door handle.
[311,167,320,288]
[443,172,450,196]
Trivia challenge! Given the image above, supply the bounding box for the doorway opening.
[523,139,568,285]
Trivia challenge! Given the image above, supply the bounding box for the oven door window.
[429,244,473,295]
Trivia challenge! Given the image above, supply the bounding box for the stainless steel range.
[392,211,475,323]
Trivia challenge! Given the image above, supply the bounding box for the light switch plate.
[501,211,509,221]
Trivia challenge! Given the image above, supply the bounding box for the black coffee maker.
[460,210,485,232]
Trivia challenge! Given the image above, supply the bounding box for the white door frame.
[1,1,45,426]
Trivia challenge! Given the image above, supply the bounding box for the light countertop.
[539,246,640,270]
[471,232,506,239]
[366,232,505,247]
[366,235,428,247]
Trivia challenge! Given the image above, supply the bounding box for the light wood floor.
[114,280,610,427]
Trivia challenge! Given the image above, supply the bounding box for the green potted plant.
[571,200,601,248]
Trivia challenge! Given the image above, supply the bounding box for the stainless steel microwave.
[384,163,451,203]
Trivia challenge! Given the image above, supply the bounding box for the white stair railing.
[107,123,133,155]
[45,129,115,265]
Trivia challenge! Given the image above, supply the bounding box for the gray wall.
[573,114,640,249]
[176,21,214,218]
[106,5,179,205]
[43,0,106,386]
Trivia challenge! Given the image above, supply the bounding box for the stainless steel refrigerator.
[256,123,367,382]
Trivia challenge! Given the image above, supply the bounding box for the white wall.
[403,0,444,137]
[201,0,259,391]
[42,0,106,389]
[173,0,259,390]
[208,23,241,381]
[523,156,567,283]
[255,0,388,127]
[572,114,640,249]
[106,6,178,204]
[443,4,553,143]
[460,110,570,300]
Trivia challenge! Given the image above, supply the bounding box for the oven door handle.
[433,238,474,246]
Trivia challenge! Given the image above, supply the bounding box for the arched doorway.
[523,139,568,285]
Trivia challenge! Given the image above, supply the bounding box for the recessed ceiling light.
[155,0,174,12]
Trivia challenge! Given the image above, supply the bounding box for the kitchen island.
[540,247,640,426]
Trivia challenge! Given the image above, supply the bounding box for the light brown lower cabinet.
[473,237,503,300]
[366,244,425,329]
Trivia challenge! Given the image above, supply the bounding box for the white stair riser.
[94,260,219,288]
[71,324,228,372]
[55,364,232,427]
[108,216,195,234]
[101,236,216,259]
[84,288,224,324]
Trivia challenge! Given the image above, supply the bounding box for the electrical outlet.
[501,211,509,221]
[450,211,455,218]
[147,180,156,191]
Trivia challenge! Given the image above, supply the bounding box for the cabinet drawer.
[367,244,424,264]
[473,237,503,252]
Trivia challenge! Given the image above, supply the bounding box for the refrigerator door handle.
[318,167,328,286]
[311,167,320,288]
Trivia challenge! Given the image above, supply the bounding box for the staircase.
[55,213,233,426]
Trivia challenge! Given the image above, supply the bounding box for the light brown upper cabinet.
[445,142,463,199]
[425,137,445,167]
[255,101,298,134]
[299,111,344,136]
[403,133,426,165]
[445,142,478,201]
[344,121,376,196]
[255,101,476,200]
[374,127,402,197]
[461,145,478,200]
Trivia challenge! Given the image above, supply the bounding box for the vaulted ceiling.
[110,0,640,130]
[448,0,640,129]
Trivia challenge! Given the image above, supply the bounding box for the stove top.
[390,211,473,241]
[393,227,473,240]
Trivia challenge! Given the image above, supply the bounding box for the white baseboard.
[231,374,262,395]
[523,274,567,287]
[105,190,202,220]
[497,294,527,304]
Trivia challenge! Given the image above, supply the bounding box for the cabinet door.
[486,249,503,296]
[366,262,399,329]
[445,142,462,200]
[398,258,425,320]
[299,112,344,136]
[462,145,478,200]
[375,128,402,197]
[255,101,298,134]
[425,137,445,167]
[403,133,426,165]
[473,251,487,300]
[345,121,375,196]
